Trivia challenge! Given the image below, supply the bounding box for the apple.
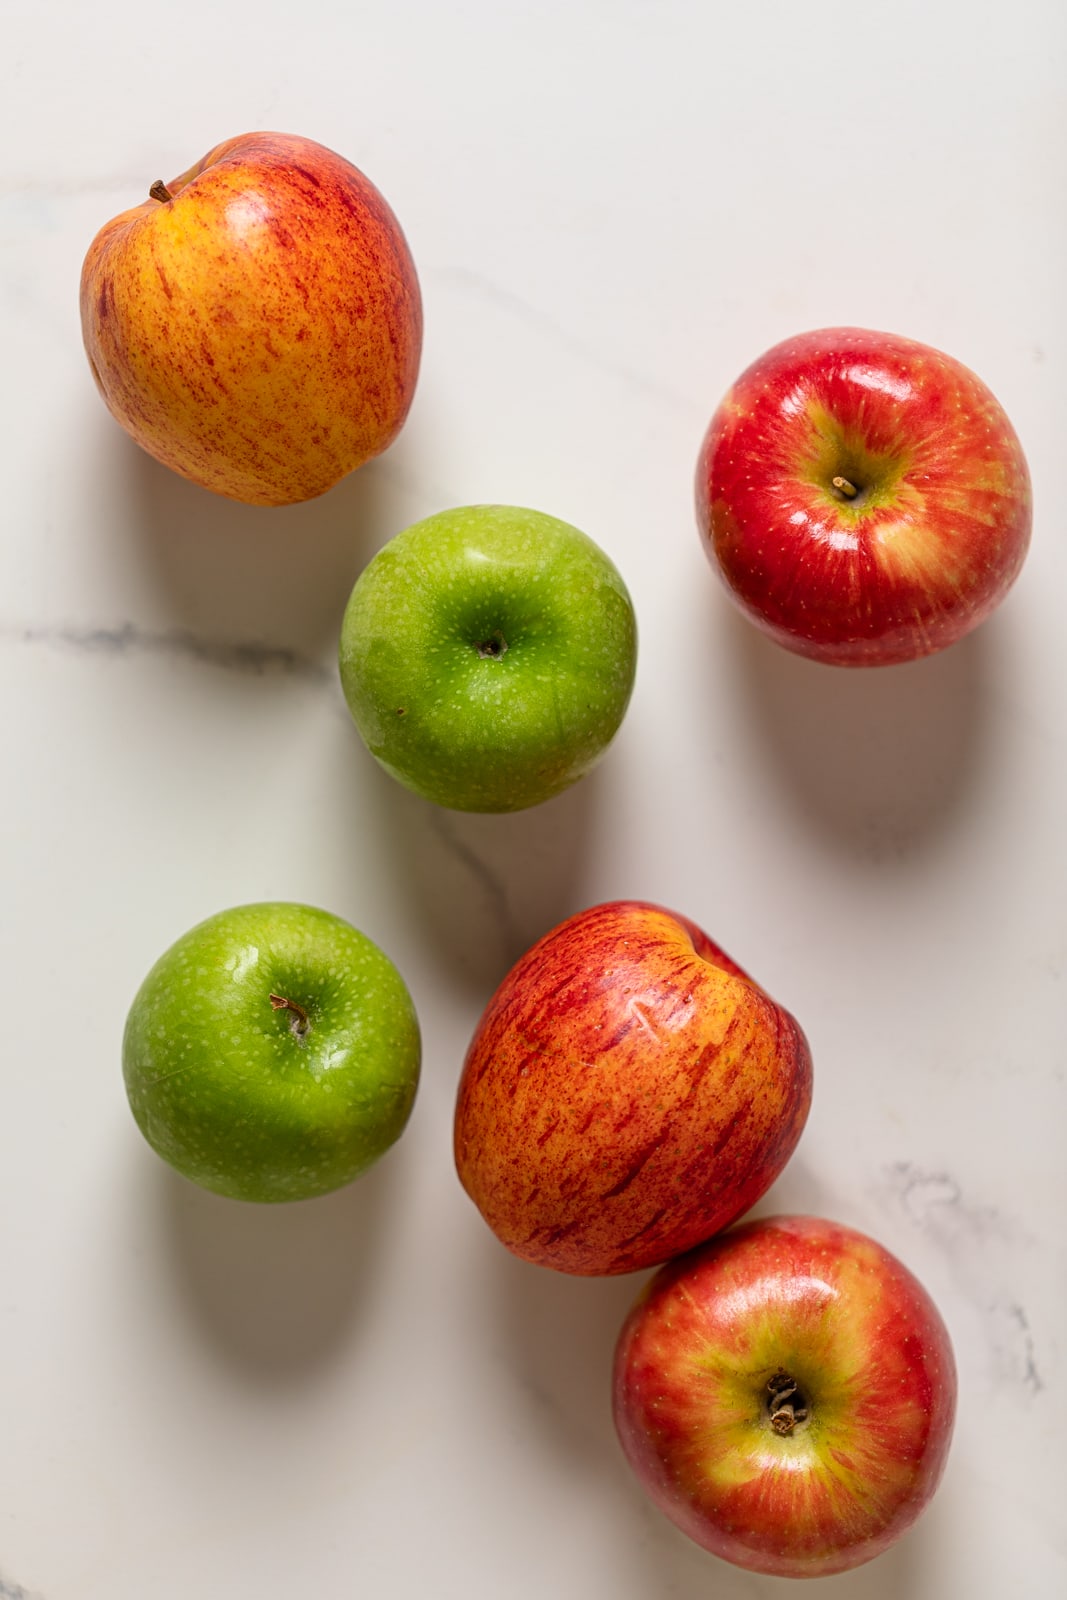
[453,900,812,1274]
[81,131,422,506]
[122,902,420,1202]
[613,1214,957,1578]
[338,505,638,812]
[696,326,1031,665]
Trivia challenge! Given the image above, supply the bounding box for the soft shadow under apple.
[339,733,606,998]
[646,1507,924,1600]
[116,429,425,659]
[160,1144,404,1383]
[720,597,994,863]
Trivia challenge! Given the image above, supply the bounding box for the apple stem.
[270,993,310,1038]
[767,1370,809,1436]
[149,180,174,204]
[831,475,859,500]
[476,630,508,659]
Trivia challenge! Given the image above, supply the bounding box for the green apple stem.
[269,993,310,1038]
[767,1370,809,1436]
[831,475,859,500]
[149,180,174,204]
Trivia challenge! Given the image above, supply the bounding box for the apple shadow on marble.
[349,737,605,998]
[159,1142,406,1383]
[720,597,995,862]
[110,426,428,660]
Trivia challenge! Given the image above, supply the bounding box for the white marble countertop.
[1,3,1064,1596]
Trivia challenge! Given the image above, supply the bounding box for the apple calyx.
[148,180,173,204]
[269,992,311,1039]
[766,1369,810,1436]
[476,630,508,659]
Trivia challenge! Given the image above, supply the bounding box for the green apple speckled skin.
[122,903,420,1202]
[338,505,638,812]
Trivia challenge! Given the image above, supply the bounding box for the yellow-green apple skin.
[339,505,638,813]
[453,901,812,1274]
[697,326,1032,664]
[80,131,422,506]
[122,903,420,1202]
[613,1215,957,1577]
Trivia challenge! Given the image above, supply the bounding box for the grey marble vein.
[1,619,334,686]
[0,1576,41,1600]
[986,1299,1043,1394]
[878,1161,1046,1396]
[432,266,703,418]
[426,807,524,957]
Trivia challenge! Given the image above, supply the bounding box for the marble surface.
[1,2,1064,1595]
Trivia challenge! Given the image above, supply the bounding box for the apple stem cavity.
[766,1369,810,1436]
[149,180,174,204]
[269,992,311,1039]
[831,474,859,500]
[476,630,508,659]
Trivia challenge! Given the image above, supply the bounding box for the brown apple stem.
[831,475,859,500]
[270,993,310,1037]
[149,180,174,204]
[767,1370,809,1436]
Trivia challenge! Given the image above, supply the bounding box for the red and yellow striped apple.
[613,1214,957,1578]
[81,131,422,506]
[453,901,812,1276]
[696,326,1031,665]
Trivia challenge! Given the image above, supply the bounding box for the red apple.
[696,326,1031,665]
[81,131,422,506]
[453,901,812,1276]
[613,1214,957,1578]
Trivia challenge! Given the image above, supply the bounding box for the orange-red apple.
[453,900,812,1275]
[613,1215,957,1577]
[80,131,422,506]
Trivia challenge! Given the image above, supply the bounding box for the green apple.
[122,902,420,1202]
[338,505,638,812]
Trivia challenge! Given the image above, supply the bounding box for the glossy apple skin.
[696,326,1031,665]
[122,902,421,1202]
[339,505,638,812]
[613,1215,957,1578]
[453,901,812,1275]
[81,131,422,506]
